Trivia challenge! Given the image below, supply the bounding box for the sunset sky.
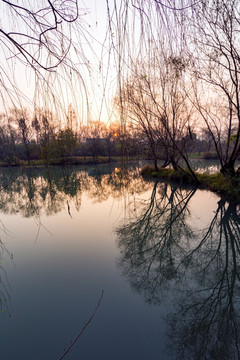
[0,0,118,125]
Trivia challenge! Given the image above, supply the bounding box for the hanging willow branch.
[0,0,79,71]
[58,290,104,360]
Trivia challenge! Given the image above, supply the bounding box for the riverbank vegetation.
[0,1,240,200]
[110,0,240,180]
[140,165,240,202]
[0,107,219,166]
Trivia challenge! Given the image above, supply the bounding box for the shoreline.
[140,165,240,204]
[0,156,121,167]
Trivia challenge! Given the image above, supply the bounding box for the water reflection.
[1,165,240,358]
[116,182,240,359]
[0,165,160,360]
[0,227,13,317]
[0,164,150,324]
[116,182,196,304]
[0,165,150,217]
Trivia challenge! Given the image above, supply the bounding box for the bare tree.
[109,0,240,176]
[9,107,32,163]
[184,0,240,175]
[115,54,197,179]
[86,120,107,159]
[0,1,94,122]
[0,1,80,70]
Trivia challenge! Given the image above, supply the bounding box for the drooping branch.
[58,290,104,360]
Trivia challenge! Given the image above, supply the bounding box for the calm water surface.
[0,163,239,359]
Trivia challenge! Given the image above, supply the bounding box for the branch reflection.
[168,199,240,359]
[116,182,240,359]
[0,228,13,318]
[0,164,150,318]
[0,165,150,217]
[117,182,196,304]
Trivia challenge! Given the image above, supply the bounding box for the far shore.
[0,152,222,168]
[1,155,239,203]
[0,156,122,167]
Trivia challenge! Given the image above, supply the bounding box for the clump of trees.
[114,54,197,179]
[1,0,239,177]
[0,104,225,166]
[109,0,240,178]
[0,108,147,163]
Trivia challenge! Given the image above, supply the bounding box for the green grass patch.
[140,165,193,183]
[0,156,121,167]
[140,164,240,203]
[198,172,240,199]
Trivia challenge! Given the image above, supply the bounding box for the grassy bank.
[140,165,240,202]
[0,156,122,167]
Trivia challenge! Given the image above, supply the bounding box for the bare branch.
[58,290,104,360]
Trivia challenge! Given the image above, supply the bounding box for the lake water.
[0,162,239,360]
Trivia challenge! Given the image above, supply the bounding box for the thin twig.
[67,200,73,219]
[58,290,104,360]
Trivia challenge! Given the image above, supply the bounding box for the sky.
[0,0,118,126]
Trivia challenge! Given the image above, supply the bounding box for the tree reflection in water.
[0,226,13,318]
[0,165,150,321]
[116,182,196,304]
[116,182,240,359]
[0,165,150,218]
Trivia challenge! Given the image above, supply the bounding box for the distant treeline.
[0,108,217,165]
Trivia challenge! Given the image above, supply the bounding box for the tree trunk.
[220,161,235,176]
[153,157,158,172]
